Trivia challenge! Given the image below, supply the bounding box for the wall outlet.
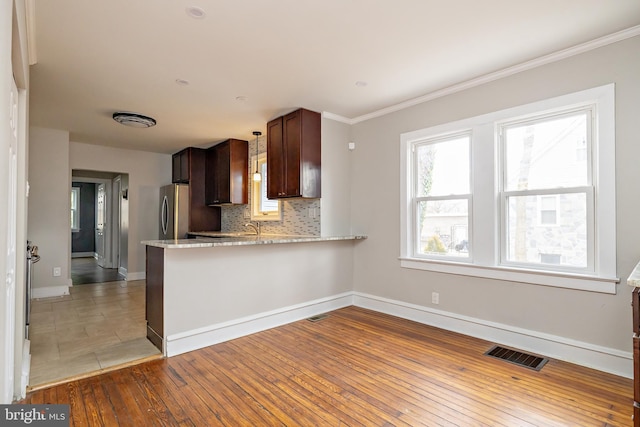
[308,207,317,218]
[431,292,439,305]
[53,267,61,277]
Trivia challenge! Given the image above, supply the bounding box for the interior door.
[4,78,19,402]
[95,183,106,267]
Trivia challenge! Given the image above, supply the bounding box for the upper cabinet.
[267,108,321,199]
[205,139,249,205]
[172,148,191,183]
[171,147,221,231]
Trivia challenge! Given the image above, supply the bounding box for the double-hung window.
[400,84,617,293]
[412,133,471,259]
[499,109,593,272]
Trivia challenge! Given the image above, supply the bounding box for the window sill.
[399,257,619,294]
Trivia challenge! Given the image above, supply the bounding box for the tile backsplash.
[222,198,321,236]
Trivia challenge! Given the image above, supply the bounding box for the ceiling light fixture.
[186,6,206,19]
[112,112,157,128]
[252,131,262,182]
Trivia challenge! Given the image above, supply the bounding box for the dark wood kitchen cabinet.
[171,147,221,231]
[145,245,164,351]
[267,108,321,199]
[172,148,191,183]
[205,139,248,205]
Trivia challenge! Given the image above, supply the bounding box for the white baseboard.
[71,252,95,258]
[31,285,70,299]
[125,271,145,281]
[353,292,633,379]
[166,292,354,357]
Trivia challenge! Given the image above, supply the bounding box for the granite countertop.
[627,260,640,287]
[142,233,367,249]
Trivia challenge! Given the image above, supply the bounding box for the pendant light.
[252,131,262,182]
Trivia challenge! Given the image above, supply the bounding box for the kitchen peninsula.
[142,234,366,357]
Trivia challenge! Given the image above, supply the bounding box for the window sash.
[499,186,594,273]
[412,194,472,261]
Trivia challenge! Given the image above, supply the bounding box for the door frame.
[111,176,121,271]
[71,176,114,268]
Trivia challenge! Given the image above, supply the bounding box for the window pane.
[504,112,588,191]
[416,135,470,197]
[259,163,278,212]
[417,199,469,257]
[506,193,587,267]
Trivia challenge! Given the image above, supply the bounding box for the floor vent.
[484,345,548,371]
[307,314,329,322]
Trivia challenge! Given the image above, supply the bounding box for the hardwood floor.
[28,280,161,388]
[21,306,633,426]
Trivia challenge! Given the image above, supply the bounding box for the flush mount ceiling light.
[112,112,157,128]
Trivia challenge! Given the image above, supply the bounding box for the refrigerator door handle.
[161,195,169,236]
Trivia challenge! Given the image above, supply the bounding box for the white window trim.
[400,84,618,294]
[71,186,80,232]
[250,152,282,222]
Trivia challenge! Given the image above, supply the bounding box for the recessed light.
[186,6,206,19]
[235,96,247,102]
[355,81,368,87]
[175,78,190,86]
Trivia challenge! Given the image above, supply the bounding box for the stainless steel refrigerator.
[159,184,189,239]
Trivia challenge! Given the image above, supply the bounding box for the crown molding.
[321,111,352,124]
[322,25,640,126]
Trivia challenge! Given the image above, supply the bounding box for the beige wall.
[320,117,353,236]
[70,141,171,277]
[350,36,640,356]
[28,127,71,293]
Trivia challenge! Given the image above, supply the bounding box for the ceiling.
[28,0,640,155]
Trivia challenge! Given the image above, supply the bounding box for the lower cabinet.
[146,246,164,351]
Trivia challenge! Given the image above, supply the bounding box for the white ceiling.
[28,0,640,154]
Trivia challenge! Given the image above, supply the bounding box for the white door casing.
[95,183,106,268]
[4,78,18,403]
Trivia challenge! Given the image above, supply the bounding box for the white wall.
[27,127,71,296]
[350,36,640,374]
[70,141,171,278]
[163,240,356,355]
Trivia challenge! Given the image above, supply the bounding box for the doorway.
[71,170,129,285]
[26,170,159,389]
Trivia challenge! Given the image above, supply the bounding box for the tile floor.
[70,256,123,285]
[28,279,161,389]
